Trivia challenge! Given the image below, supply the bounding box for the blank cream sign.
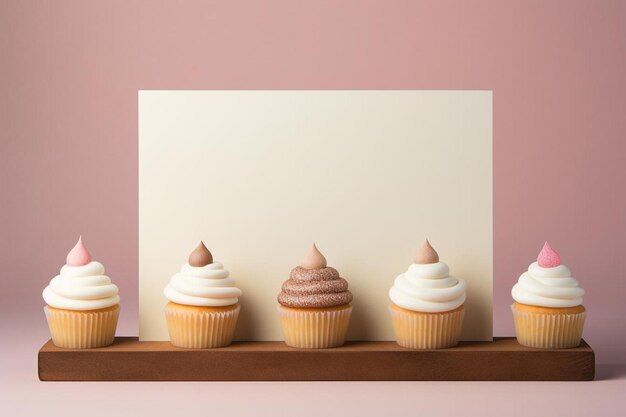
[139,90,492,341]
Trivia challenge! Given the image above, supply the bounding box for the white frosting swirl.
[389,262,466,312]
[512,261,584,308]
[43,262,120,310]
[164,262,242,307]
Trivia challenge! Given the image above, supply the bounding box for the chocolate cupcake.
[277,244,353,348]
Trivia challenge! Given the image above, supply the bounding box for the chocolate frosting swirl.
[278,266,353,308]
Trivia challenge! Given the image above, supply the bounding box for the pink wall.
[2,0,625,363]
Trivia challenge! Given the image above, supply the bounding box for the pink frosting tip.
[66,236,92,266]
[537,241,560,268]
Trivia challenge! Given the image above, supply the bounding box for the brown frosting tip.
[413,239,439,264]
[300,243,327,270]
[188,241,213,267]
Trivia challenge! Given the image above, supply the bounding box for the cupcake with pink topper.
[42,237,120,348]
[511,242,586,348]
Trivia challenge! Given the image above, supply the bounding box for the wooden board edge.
[37,338,596,382]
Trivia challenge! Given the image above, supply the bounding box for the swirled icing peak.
[44,241,119,310]
[188,241,213,267]
[512,255,584,308]
[389,255,466,313]
[164,252,241,307]
[537,242,560,268]
[279,246,351,308]
[301,243,327,269]
[413,239,439,264]
[66,236,92,267]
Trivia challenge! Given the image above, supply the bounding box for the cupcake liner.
[279,305,352,349]
[389,304,464,349]
[165,304,240,348]
[511,304,585,349]
[44,305,119,349]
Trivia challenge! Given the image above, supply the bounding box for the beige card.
[138,90,492,341]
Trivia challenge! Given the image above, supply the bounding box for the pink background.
[1,1,626,414]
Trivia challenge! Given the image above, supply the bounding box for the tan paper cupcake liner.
[44,305,119,349]
[389,305,464,349]
[165,304,240,348]
[511,304,585,348]
[279,305,352,349]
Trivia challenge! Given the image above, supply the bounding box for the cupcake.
[163,242,242,348]
[42,237,120,348]
[388,240,466,349]
[277,244,353,348]
[511,242,585,348]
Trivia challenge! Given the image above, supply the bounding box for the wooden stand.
[38,337,594,381]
